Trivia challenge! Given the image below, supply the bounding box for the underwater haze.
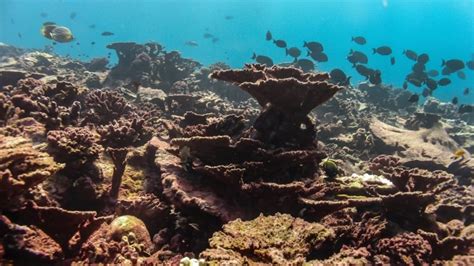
[0,0,473,103]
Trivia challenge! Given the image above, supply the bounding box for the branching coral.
[98,118,153,148]
[47,127,103,165]
[83,90,134,125]
[376,232,432,265]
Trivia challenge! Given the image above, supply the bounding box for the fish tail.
[303,41,307,47]
[285,48,289,56]
[352,63,356,68]
[307,51,311,56]
[441,59,445,67]
[372,48,376,54]
[351,36,354,41]
[251,52,256,60]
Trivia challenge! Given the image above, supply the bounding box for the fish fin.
[293,57,298,63]
[402,50,406,54]
[251,52,256,60]
[372,48,376,54]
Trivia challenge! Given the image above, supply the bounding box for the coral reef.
[0,42,472,264]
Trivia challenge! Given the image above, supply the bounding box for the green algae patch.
[201,213,334,265]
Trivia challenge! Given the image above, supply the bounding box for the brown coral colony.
[0,39,472,265]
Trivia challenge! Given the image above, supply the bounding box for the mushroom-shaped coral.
[47,127,103,165]
[200,213,334,264]
[210,64,343,147]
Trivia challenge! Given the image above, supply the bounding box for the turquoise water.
[0,0,473,104]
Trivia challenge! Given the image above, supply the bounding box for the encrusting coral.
[200,213,335,264]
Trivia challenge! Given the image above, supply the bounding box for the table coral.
[211,64,343,147]
[0,135,63,210]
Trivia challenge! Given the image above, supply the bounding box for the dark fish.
[89,24,96,29]
[457,71,466,80]
[91,41,95,45]
[438,78,451,86]
[442,66,455,75]
[442,59,465,71]
[390,56,395,65]
[355,64,374,79]
[369,70,382,85]
[347,50,368,65]
[70,12,77,20]
[76,42,80,45]
[52,42,57,45]
[412,62,426,73]
[403,50,417,61]
[425,78,438,91]
[286,47,301,59]
[459,104,473,114]
[266,30,272,41]
[18,33,22,39]
[403,81,408,90]
[203,33,213,39]
[417,53,429,64]
[408,94,419,103]
[212,37,219,43]
[451,97,458,105]
[101,31,114,36]
[40,12,48,18]
[303,41,324,53]
[252,52,273,66]
[10,18,15,24]
[464,88,470,95]
[467,60,474,70]
[422,88,432,97]
[406,73,423,87]
[273,39,287,48]
[296,59,315,72]
[427,69,439,77]
[352,36,366,45]
[308,51,328,62]
[373,46,392,55]
[185,41,198,47]
[225,15,234,20]
[330,68,347,84]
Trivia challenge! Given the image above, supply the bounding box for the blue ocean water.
[0,0,473,104]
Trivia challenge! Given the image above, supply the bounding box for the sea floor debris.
[0,42,473,264]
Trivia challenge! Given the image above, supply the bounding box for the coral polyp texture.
[0,42,472,265]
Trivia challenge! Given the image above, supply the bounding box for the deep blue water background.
[0,0,473,104]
